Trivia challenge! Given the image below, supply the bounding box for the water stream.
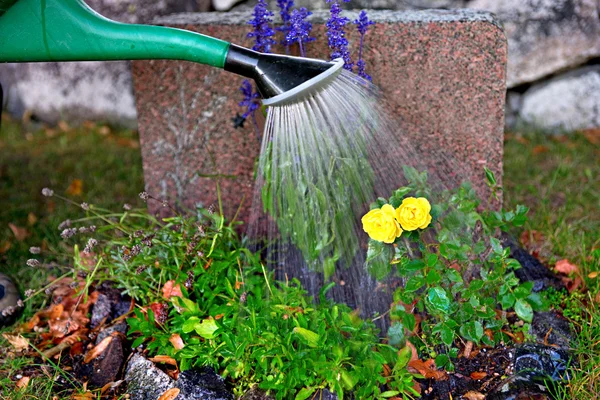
[249,70,463,331]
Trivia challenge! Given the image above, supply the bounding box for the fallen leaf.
[169,334,185,350]
[582,128,600,145]
[162,280,183,300]
[404,341,419,363]
[98,126,111,136]
[58,121,71,132]
[150,302,169,325]
[71,392,94,400]
[100,380,124,395]
[562,275,584,293]
[15,376,30,390]
[214,313,224,320]
[463,340,473,358]
[463,391,485,400]
[27,212,38,226]
[0,241,11,254]
[149,355,178,367]
[470,371,487,380]
[8,223,29,241]
[157,388,180,400]
[407,359,447,380]
[588,271,598,279]
[382,364,392,377]
[502,330,525,343]
[2,334,29,352]
[66,179,83,196]
[532,145,549,154]
[84,336,112,364]
[554,259,579,275]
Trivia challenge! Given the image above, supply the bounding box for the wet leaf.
[84,336,112,364]
[554,259,579,275]
[157,388,180,400]
[66,179,83,196]
[470,371,487,380]
[195,318,219,339]
[2,333,29,352]
[428,287,450,313]
[407,359,447,380]
[515,299,533,322]
[8,223,29,241]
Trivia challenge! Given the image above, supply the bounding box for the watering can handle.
[0,0,230,68]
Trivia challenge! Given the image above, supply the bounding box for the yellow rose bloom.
[395,197,432,231]
[361,204,403,243]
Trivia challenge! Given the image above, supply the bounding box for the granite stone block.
[132,9,506,224]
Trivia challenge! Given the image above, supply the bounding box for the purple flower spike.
[276,0,295,32]
[239,80,260,120]
[326,0,353,71]
[354,10,375,81]
[247,0,277,53]
[286,8,315,57]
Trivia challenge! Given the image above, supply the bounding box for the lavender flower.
[61,228,78,239]
[139,191,149,201]
[286,8,315,57]
[247,0,276,54]
[354,10,375,81]
[326,0,353,71]
[123,203,132,211]
[276,0,294,45]
[81,202,90,211]
[41,188,54,197]
[58,220,71,231]
[29,247,41,254]
[26,259,40,267]
[25,289,35,298]
[83,238,98,254]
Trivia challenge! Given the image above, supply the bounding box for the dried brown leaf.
[407,359,447,380]
[157,388,180,400]
[27,212,38,226]
[532,145,549,154]
[8,223,29,241]
[554,259,579,275]
[588,271,599,279]
[470,371,487,380]
[84,336,112,364]
[150,355,178,367]
[66,179,83,196]
[169,334,185,350]
[2,333,29,352]
[15,376,30,390]
[463,391,485,400]
[162,280,183,300]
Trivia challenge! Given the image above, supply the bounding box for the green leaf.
[293,327,320,348]
[428,287,451,314]
[426,270,441,285]
[515,299,533,322]
[195,318,219,339]
[182,316,200,334]
[402,312,416,332]
[405,276,425,292]
[397,345,412,368]
[501,293,516,309]
[295,387,316,400]
[459,321,484,343]
[435,354,450,368]
[388,322,405,346]
[490,237,503,255]
[484,167,497,186]
[381,391,401,398]
[366,240,393,280]
[446,269,463,283]
[440,325,454,346]
[426,253,439,267]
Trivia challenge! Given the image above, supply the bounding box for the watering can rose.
[361,204,403,243]
[395,197,432,231]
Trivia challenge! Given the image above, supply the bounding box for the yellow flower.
[395,197,432,231]
[361,204,403,243]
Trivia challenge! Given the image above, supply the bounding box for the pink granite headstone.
[132,9,506,224]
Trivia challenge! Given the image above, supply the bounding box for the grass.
[0,114,598,398]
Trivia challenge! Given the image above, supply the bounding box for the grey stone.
[125,353,175,400]
[0,273,21,328]
[175,368,234,400]
[530,311,573,349]
[470,0,600,88]
[0,0,209,127]
[520,66,600,132]
[229,0,468,12]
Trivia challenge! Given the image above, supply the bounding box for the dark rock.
[175,367,233,400]
[91,293,113,328]
[125,353,175,400]
[91,283,132,328]
[530,311,573,348]
[0,273,22,328]
[500,234,563,292]
[488,344,571,400]
[240,387,274,400]
[96,321,129,344]
[90,335,125,388]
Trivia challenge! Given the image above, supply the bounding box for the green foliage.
[367,167,549,363]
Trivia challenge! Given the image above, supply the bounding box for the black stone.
[0,273,22,328]
[500,234,563,291]
[530,311,573,348]
[90,336,125,388]
[175,367,233,400]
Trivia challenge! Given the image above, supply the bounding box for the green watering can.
[0,0,343,107]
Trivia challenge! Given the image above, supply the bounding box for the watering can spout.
[0,0,343,104]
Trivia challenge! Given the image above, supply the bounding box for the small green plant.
[363,167,548,364]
